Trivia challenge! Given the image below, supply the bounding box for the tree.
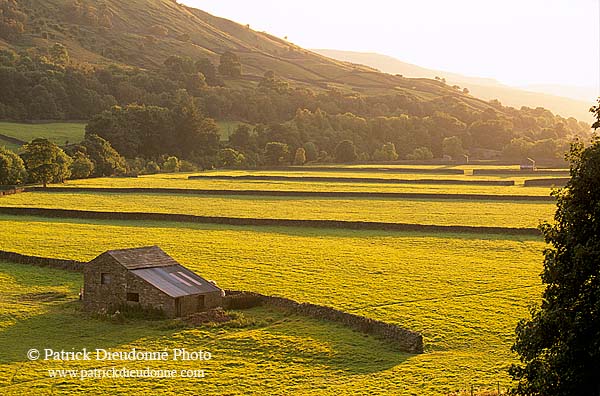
[293,147,306,165]
[69,151,94,179]
[80,134,127,177]
[0,146,27,185]
[164,55,196,76]
[373,142,398,161]
[195,58,222,86]
[29,85,60,119]
[20,139,72,187]
[442,136,464,160]
[264,142,289,165]
[258,70,289,93]
[144,161,160,174]
[218,148,245,168]
[162,156,180,173]
[85,104,169,158]
[303,142,318,162]
[502,137,533,160]
[218,51,242,78]
[510,103,600,395]
[170,93,221,161]
[49,43,70,66]
[86,97,220,162]
[468,119,514,150]
[163,56,205,94]
[335,140,358,163]
[592,99,600,130]
[530,138,560,160]
[179,160,197,172]
[125,157,147,176]
[229,124,256,151]
[406,146,433,160]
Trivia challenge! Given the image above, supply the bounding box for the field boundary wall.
[0,207,541,235]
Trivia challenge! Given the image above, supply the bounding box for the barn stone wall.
[82,254,224,317]
[83,254,129,312]
[124,270,176,317]
[177,295,197,316]
[202,291,223,310]
[83,254,176,316]
[174,291,222,316]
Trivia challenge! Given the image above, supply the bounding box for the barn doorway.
[175,298,181,316]
[197,295,205,311]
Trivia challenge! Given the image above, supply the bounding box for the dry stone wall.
[224,290,424,354]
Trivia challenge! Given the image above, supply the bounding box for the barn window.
[126,292,139,302]
[100,273,112,284]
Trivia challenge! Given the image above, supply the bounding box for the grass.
[53,173,555,196]
[0,215,545,394]
[193,169,566,184]
[0,191,556,228]
[0,261,407,395]
[312,164,566,171]
[0,167,556,393]
[216,121,249,141]
[0,122,86,147]
[0,140,21,152]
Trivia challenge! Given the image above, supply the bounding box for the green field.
[193,169,565,184]
[0,167,556,394]
[0,261,406,395]
[0,122,86,148]
[310,164,563,171]
[54,173,556,196]
[0,191,555,228]
[0,214,544,394]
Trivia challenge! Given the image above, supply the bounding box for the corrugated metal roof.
[131,264,221,298]
[107,246,179,270]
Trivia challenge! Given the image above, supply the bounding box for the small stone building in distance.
[83,246,223,317]
[520,157,536,171]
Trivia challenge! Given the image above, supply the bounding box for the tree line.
[0,134,198,186]
[0,45,593,170]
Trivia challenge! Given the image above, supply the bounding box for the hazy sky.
[183,0,600,93]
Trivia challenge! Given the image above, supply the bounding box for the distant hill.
[313,49,594,122]
[521,84,598,103]
[0,0,591,166]
[0,0,535,116]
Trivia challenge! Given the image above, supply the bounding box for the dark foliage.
[85,95,220,164]
[510,102,600,395]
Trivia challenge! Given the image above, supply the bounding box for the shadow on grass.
[226,307,412,375]
[0,301,172,364]
[0,261,172,364]
[0,261,410,375]
[0,302,411,375]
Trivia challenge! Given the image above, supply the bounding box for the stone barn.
[83,246,223,317]
[520,157,536,171]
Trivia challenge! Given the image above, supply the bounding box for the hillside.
[313,49,594,122]
[522,83,598,103]
[0,0,525,113]
[0,0,592,168]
